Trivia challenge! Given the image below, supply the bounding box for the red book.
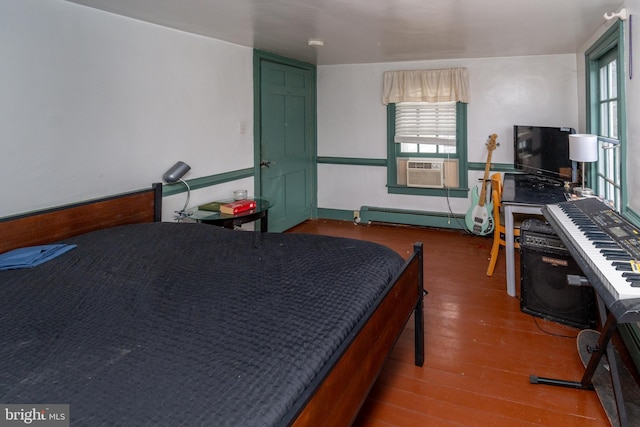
[220,199,257,215]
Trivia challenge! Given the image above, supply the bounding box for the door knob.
[260,160,272,168]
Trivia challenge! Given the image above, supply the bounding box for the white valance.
[382,68,470,105]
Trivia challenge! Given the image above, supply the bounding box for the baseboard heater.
[360,206,464,229]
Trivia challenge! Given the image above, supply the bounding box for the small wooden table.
[189,198,272,232]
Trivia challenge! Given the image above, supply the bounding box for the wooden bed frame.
[0,183,424,426]
[0,184,162,254]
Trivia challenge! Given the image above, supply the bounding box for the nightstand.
[189,198,272,232]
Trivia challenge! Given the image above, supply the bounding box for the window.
[387,102,468,195]
[586,21,626,211]
[383,68,469,195]
[395,101,457,154]
[595,52,622,208]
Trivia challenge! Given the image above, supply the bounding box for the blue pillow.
[0,244,77,271]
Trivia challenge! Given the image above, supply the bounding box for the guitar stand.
[529,293,630,427]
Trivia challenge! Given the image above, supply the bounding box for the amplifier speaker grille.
[520,220,597,329]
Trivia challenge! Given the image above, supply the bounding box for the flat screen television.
[513,125,577,182]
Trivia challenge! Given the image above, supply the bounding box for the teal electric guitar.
[465,134,498,235]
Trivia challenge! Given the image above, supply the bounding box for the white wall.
[317,55,579,214]
[0,0,254,220]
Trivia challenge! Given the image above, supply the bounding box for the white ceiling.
[65,0,625,65]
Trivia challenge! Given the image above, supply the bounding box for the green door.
[257,56,315,232]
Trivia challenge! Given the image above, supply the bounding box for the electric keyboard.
[538,197,640,427]
[543,198,640,305]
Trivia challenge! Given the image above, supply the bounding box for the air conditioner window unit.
[406,158,444,188]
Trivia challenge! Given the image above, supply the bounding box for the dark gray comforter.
[0,223,404,426]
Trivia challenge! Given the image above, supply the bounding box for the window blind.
[394,101,457,145]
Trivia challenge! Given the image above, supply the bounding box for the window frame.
[585,20,627,212]
[386,102,468,197]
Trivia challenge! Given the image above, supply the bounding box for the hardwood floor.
[287,219,611,426]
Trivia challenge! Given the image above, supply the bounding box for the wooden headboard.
[0,183,162,254]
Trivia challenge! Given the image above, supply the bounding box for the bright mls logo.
[0,405,69,427]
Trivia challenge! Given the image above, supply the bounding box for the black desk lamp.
[162,161,191,218]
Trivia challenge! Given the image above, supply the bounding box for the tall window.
[586,22,626,211]
[595,52,622,208]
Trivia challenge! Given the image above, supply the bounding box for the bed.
[0,184,424,426]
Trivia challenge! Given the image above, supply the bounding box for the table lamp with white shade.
[569,134,598,196]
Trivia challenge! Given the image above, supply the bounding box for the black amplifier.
[520,218,596,329]
[520,219,567,253]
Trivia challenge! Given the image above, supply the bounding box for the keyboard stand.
[530,292,631,427]
[533,198,640,426]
